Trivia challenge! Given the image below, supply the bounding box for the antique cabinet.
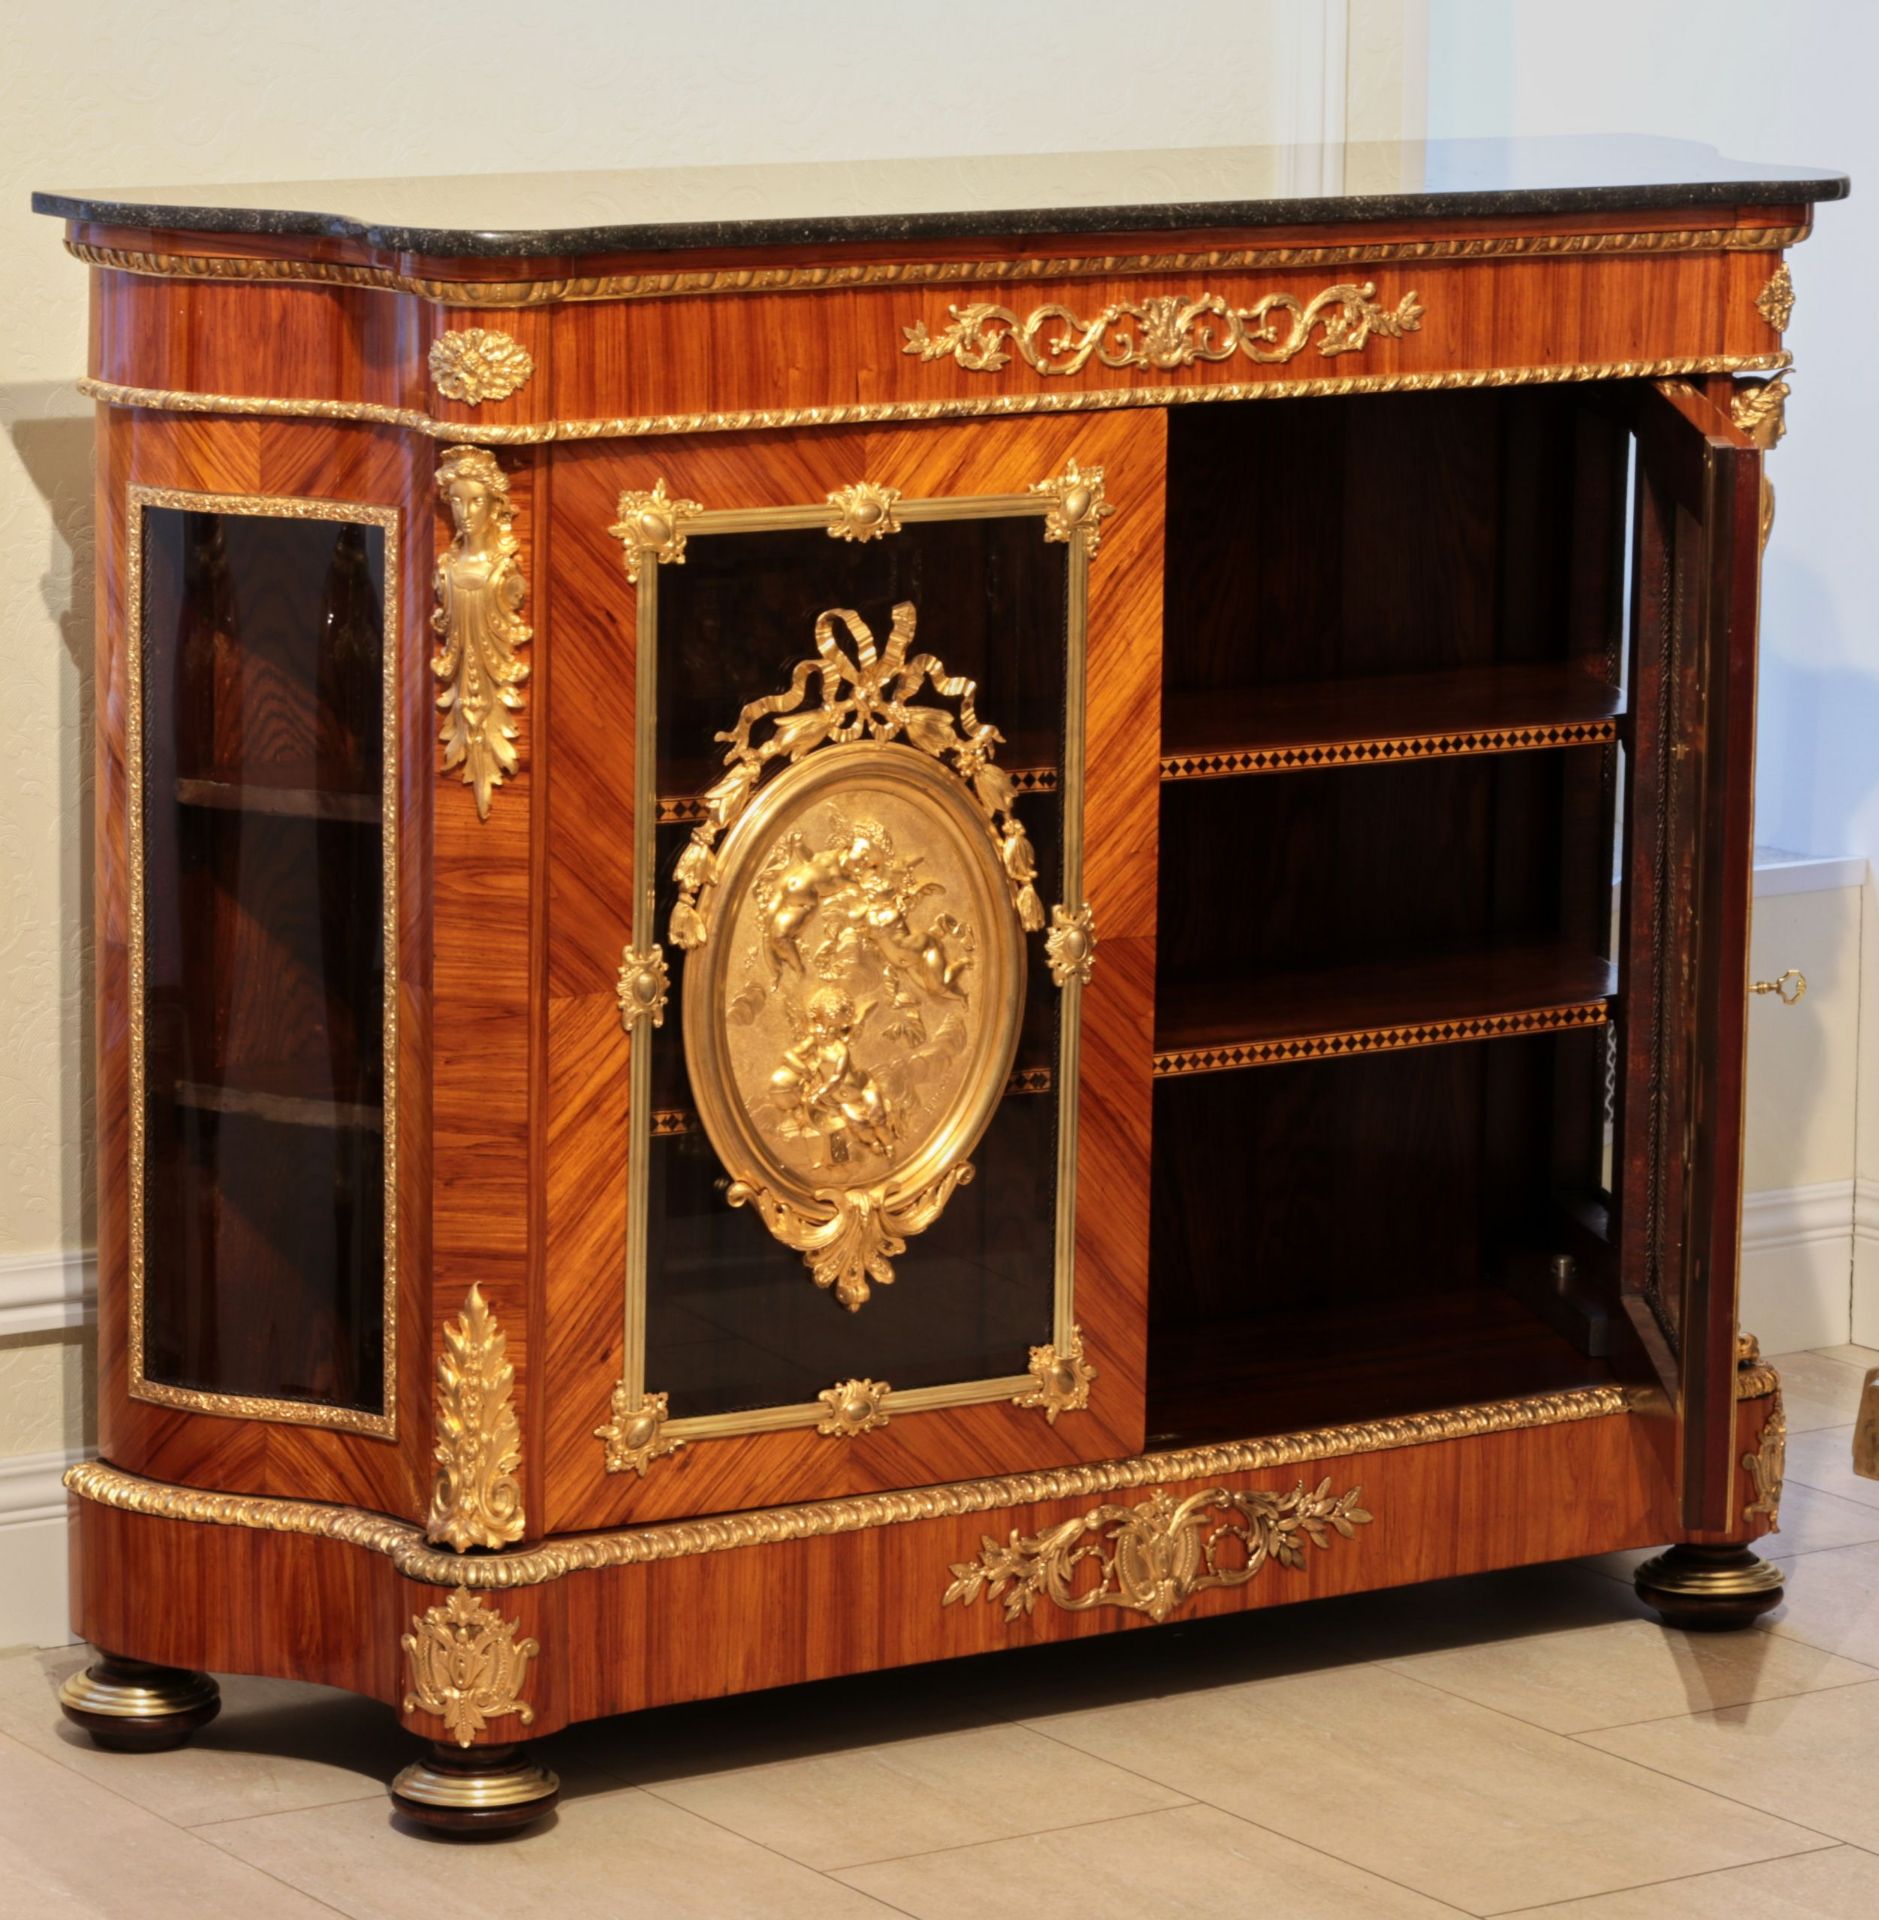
[33,137,1841,1831]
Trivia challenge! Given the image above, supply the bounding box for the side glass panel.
[642,517,1069,1423]
[133,498,396,1426]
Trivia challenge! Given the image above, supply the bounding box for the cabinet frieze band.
[73,352,1793,445]
[66,224,1809,306]
[64,1380,1632,1588]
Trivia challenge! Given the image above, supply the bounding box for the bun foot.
[58,1652,221,1751]
[391,1741,560,1835]
[1636,1543,1784,1631]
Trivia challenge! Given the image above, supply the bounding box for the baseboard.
[0,1248,96,1336]
[1740,1179,1855,1353]
[1853,1178,1879,1349]
[0,1449,83,1650]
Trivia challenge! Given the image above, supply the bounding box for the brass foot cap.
[391,1743,560,1836]
[58,1655,221,1752]
[1636,1545,1784,1632]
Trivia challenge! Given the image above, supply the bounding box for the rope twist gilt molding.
[72,353,1794,445]
[65,1384,1644,1591]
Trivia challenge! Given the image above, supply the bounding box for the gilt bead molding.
[65,1383,1629,1591]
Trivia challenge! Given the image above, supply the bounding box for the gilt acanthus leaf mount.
[903,282,1423,379]
[425,1284,525,1551]
[944,1480,1373,1625]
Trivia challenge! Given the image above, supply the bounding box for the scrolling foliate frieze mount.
[426,1285,526,1551]
[402,1589,539,1746]
[904,282,1423,380]
[433,446,531,819]
[945,1480,1373,1625]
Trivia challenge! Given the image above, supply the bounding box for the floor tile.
[1026,1663,1824,1913]
[1769,1350,1877,1431]
[1582,1679,1879,1848]
[0,1645,388,1827]
[1383,1616,1877,1733]
[1760,1541,1879,1665]
[838,1801,1467,1918]
[1810,1344,1879,1370]
[1757,1480,1879,1559]
[641,1721,1190,1869]
[1786,1426,1879,1511]
[0,1730,338,1919]
[204,1779,905,1919]
[1512,1845,1879,1917]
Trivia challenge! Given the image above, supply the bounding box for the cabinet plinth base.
[390,1742,560,1835]
[1635,1544,1785,1631]
[58,1652,221,1751]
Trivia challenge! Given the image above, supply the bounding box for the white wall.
[1427,0,1876,869]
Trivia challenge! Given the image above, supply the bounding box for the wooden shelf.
[173,1079,384,1134]
[175,777,380,824]
[1147,1289,1616,1448]
[1154,945,1615,1076]
[1159,662,1624,780]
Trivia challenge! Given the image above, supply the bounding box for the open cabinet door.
[1617,381,1764,1532]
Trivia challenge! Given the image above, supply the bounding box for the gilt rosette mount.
[672,602,1044,1310]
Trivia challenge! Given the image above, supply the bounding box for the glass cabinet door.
[130,491,398,1431]
[578,416,1161,1518]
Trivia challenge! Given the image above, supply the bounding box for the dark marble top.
[34,136,1847,260]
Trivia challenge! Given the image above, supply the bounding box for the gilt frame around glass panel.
[623,490,1088,1443]
[124,485,401,1436]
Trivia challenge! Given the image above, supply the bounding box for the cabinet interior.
[1147,388,1637,1445]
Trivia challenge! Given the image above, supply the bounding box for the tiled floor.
[4,1344,1877,1919]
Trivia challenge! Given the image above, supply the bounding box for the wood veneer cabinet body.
[35,140,1836,1819]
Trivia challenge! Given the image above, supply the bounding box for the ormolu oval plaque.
[682,739,1026,1309]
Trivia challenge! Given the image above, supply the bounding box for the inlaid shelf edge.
[1154,947,1616,1076]
[1159,662,1625,781]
